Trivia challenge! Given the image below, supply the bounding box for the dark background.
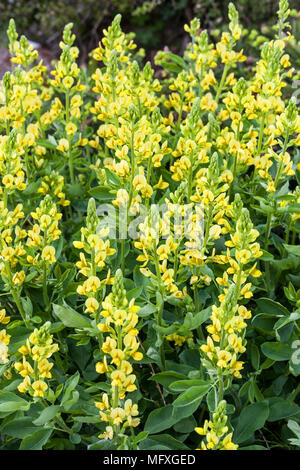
[0,0,300,67]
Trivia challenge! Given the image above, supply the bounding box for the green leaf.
[66,183,84,198]
[20,428,53,450]
[287,419,300,447]
[259,250,274,261]
[126,286,142,301]
[267,397,300,422]
[134,431,149,444]
[33,405,61,426]
[169,379,210,392]
[89,186,114,202]
[172,399,203,422]
[139,434,189,450]
[250,343,260,370]
[159,51,188,70]
[144,399,200,435]
[0,391,30,414]
[88,440,117,450]
[144,405,178,434]
[153,323,179,336]
[73,416,100,423]
[179,307,212,332]
[137,304,157,317]
[239,445,267,450]
[284,244,300,256]
[173,416,197,433]
[149,371,187,388]
[70,433,81,444]
[1,417,40,439]
[61,371,80,410]
[53,303,91,329]
[104,167,121,186]
[261,342,292,361]
[173,384,211,407]
[274,312,300,331]
[207,387,218,411]
[157,60,183,74]
[256,298,290,316]
[234,402,269,443]
[20,297,33,317]
[252,313,277,334]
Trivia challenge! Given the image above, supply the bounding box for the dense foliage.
[0,0,300,451]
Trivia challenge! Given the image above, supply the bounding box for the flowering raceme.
[15,322,59,397]
[95,269,143,446]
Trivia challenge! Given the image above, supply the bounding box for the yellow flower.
[38,358,53,378]
[0,341,9,364]
[0,330,11,346]
[32,380,48,397]
[0,309,10,325]
[66,122,77,136]
[221,433,238,450]
[85,276,101,292]
[42,246,56,264]
[56,138,69,152]
[96,357,109,374]
[111,370,126,387]
[124,399,139,417]
[18,376,31,393]
[99,426,113,440]
[62,76,74,89]
[2,174,14,189]
[85,297,99,313]
[12,270,26,286]
[15,358,33,377]
[110,407,125,425]
[217,350,232,368]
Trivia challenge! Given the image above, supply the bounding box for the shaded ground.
[0,44,56,78]
[0,48,10,78]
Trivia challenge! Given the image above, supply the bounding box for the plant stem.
[153,247,166,370]
[215,63,229,106]
[121,238,125,275]
[3,188,8,209]
[43,262,50,311]
[5,262,29,327]
[264,130,289,294]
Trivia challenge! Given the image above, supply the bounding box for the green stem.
[128,129,136,210]
[264,131,289,294]
[264,213,272,294]
[230,123,241,198]
[215,63,229,106]
[218,369,224,402]
[173,243,180,282]
[43,262,50,311]
[256,114,266,157]
[121,239,125,275]
[194,286,205,340]
[146,155,153,185]
[202,204,213,252]
[153,247,166,370]
[187,154,194,200]
[285,218,291,244]
[65,89,74,184]
[5,262,29,327]
[68,152,74,185]
[25,150,31,184]
[3,188,8,209]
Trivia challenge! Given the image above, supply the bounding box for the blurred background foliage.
[0,0,300,63]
